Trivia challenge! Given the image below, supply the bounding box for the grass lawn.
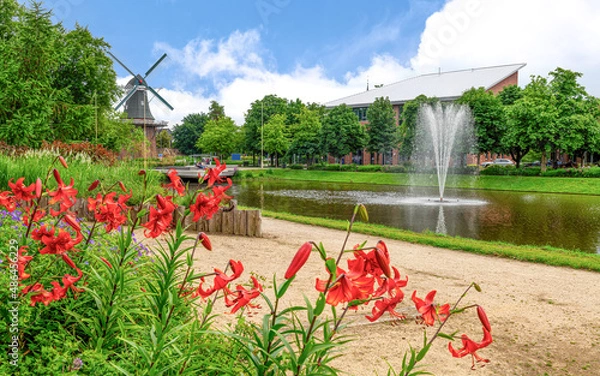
[241,169,600,195]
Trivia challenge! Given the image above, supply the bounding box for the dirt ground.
[189,217,600,376]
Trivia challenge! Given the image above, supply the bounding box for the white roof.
[325,63,526,108]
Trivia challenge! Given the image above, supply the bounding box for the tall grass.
[0,153,164,204]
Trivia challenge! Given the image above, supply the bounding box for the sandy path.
[190,217,600,376]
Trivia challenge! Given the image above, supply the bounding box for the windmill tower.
[107,51,174,157]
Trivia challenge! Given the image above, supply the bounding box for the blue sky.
[41,0,600,125]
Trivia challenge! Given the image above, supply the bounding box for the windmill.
[107,51,174,157]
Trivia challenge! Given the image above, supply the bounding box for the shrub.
[358,165,384,173]
[289,164,305,170]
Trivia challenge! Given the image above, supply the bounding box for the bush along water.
[0,156,493,375]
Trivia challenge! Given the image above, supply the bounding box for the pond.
[230,179,600,253]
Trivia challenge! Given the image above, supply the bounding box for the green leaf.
[276,275,295,299]
[314,293,326,316]
[325,258,337,277]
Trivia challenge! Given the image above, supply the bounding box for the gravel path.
[190,217,600,376]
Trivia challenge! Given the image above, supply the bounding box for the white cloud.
[410,0,600,92]
[142,1,600,127]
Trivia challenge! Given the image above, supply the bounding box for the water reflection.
[231,180,600,253]
[436,206,447,235]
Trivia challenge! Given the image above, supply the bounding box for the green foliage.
[263,113,289,166]
[321,104,367,162]
[242,95,288,156]
[287,107,323,165]
[172,113,209,155]
[156,130,172,149]
[0,1,120,149]
[196,116,240,161]
[399,95,438,159]
[457,87,505,156]
[366,96,398,164]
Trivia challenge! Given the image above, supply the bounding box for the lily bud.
[52,169,64,185]
[58,156,68,168]
[477,305,492,333]
[118,181,127,193]
[374,241,391,278]
[35,178,42,198]
[199,232,212,251]
[64,214,81,233]
[100,257,113,269]
[285,242,312,279]
[138,169,146,176]
[87,180,100,192]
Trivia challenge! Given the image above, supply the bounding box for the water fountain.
[411,102,475,202]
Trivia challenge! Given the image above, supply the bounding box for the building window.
[353,107,368,121]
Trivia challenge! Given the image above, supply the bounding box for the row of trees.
[0,1,144,152]
[172,95,400,166]
[455,68,600,171]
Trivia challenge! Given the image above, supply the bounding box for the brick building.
[324,63,526,165]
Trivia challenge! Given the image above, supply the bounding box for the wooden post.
[234,210,247,236]
[222,210,234,235]
[247,210,262,237]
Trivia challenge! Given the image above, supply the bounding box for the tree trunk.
[541,151,548,173]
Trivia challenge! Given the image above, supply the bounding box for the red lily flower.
[27,284,54,306]
[224,276,263,314]
[285,242,312,279]
[88,192,131,232]
[8,178,36,202]
[17,246,33,280]
[22,206,46,226]
[164,169,186,196]
[202,159,227,187]
[412,290,450,326]
[189,191,221,221]
[0,191,16,211]
[365,291,406,322]
[316,266,360,306]
[142,194,176,238]
[38,228,82,255]
[192,260,244,299]
[47,172,78,215]
[448,324,493,369]
[373,266,408,297]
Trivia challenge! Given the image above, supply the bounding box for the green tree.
[398,95,438,160]
[366,96,397,165]
[156,129,172,149]
[321,104,367,163]
[549,68,600,166]
[208,100,225,121]
[263,114,289,167]
[505,76,558,171]
[287,107,322,165]
[498,84,523,106]
[0,1,119,148]
[196,116,239,161]
[171,113,208,155]
[457,87,505,165]
[242,94,288,164]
